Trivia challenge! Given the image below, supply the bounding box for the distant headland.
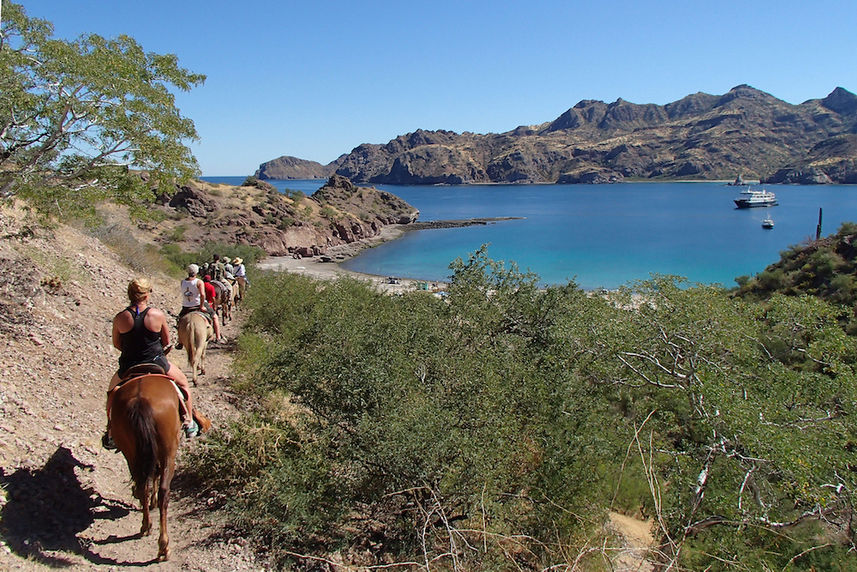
[256,85,857,185]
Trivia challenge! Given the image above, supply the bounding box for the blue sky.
[20,0,857,176]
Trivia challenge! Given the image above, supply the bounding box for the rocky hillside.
[254,155,340,180]
[734,221,857,311]
[0,204,261,569]
[257,85,857,185]
[763,133,857,184]
[154,175,418,257]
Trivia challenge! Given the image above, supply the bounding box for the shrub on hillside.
[192,252,857,570]
[159,242,264,277]
[735,222,857,307]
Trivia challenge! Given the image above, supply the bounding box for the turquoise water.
[202,177,857,289]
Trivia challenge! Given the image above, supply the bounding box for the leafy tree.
[0,1,204,217]
[588,280,857,568]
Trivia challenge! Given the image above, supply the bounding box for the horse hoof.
[158,549,169,561]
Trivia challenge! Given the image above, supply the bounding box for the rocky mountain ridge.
[256,85,857,185]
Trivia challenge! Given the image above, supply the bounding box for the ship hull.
[734,199,778,208]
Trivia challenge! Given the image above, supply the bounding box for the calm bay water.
[203,177,857,289]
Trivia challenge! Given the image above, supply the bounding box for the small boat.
[761,218,774,229]
[734,187,778,208]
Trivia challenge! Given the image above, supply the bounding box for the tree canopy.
[0,1,204,217]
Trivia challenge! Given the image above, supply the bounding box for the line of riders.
[102,254,248,450]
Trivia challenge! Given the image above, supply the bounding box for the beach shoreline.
[255,217,524,293]
[256,223,446,294]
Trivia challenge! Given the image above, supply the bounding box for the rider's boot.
[183,418,199,438]
[101,421,117,450]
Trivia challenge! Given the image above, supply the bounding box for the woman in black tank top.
[118,306,170,376]
[104,278,199,449]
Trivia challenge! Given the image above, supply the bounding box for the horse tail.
[186,336,196,370]
[127,397,160,487]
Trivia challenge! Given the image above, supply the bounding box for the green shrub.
[193,252,857,570]
[159,241,264,278]
[88,223,165,274]
[757,267,786,291]
[166,224,187,242]
[286,189,305,203]
[838,221,857,235]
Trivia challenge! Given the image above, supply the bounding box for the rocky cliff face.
[257,86,857,184]
[157,176,418,257]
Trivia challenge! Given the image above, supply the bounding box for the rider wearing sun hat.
[232,257,247,301]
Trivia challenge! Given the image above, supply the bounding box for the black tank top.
[118,306,163,372]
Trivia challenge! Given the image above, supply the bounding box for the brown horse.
[111,374,181,561]
[177,311,212,386]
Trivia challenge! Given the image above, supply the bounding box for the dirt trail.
[0,207,262,570]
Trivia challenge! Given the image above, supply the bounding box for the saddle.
[111,364,190,418]
[212,279,231,296]
[185,308,212,324]
[106,364,212,438]
[122,362,166,379]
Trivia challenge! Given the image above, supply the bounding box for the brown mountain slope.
[154,175,418,257]
[258,85,857,184]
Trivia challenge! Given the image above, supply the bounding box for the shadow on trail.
[0,446,149,567]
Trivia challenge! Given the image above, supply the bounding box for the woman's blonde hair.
[127,278,152,304]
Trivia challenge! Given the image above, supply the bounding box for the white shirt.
[181,277,202,308]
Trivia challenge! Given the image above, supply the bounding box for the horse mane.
[127,397,160,487]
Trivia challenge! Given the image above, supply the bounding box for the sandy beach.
[256,224,447,295]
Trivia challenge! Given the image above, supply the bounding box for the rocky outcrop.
[154,176,418,258]
[763,167,834,185]
[168,184,218,217]
[312,174,419,225]
[258,86,857,185]
[255,155,338,180]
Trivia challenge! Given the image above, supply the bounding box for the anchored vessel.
[734,187,778,209]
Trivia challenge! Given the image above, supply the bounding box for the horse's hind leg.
[137,480,153,537]
[149,477,158,509]
[188,345,199,386]
[157,461,176,561]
